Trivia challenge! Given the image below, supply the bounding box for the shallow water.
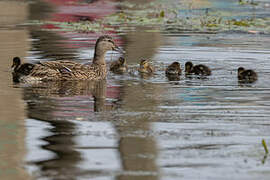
[1,0,270,180]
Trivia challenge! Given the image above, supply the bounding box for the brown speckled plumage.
[238,67,257,83]
[138,59,154,74]
[12,35,121,82]
[165,62,181,76]
[185,61,211,76]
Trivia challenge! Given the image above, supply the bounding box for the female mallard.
[11,57,35,82]
[109,57,128,74]
[185,61,211,76]
[12,35,122,82]
[138,59,154,74]
[238,67,257,83]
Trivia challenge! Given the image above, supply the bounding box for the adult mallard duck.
[238,67,257,83]
[185,61,211,76]
[109,57,128,74]
[138,59,154,74]
[12,35,123,82]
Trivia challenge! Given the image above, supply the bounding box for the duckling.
[185,61,211,76]
[165,62,181,76]
[12,35,123,82]
[138,59,154,74]
[11,57,35,82]
[238,67,257,83]
[109,57,128,74]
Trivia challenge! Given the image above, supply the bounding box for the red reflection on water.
[40,0,122,48]
[43,0,117,22]
[38,0,123,106]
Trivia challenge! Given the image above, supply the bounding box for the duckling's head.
[185,61,193,72]
[140,59,149,69]
[95,35,122,54]
[11,57,21,69]
[118,57,126,66]
[238,67,245,75]
[171,62,181,69]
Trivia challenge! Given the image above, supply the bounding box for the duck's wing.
[39,60,84,71]
[26,64,63,81]
[61,64,107,81]
[27,62,106,81]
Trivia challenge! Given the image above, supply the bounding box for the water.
[1,0,270,180]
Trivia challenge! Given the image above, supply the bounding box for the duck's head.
[171,62,181,69]
[11,57,21,70]
[140,59,150,69]
[95,35,123,54]
[185,61,193,72]
[118,57,126,66]
[238,67,245,75]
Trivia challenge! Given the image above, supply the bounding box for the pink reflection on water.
[43,0,117,22]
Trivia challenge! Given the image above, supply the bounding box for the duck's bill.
[112,45,126,54]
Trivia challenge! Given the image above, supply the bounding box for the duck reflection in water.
[23,80,111,120]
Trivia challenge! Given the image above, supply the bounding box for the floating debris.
[262,139,269,154]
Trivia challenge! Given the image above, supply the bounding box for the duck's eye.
[108,39,114,44]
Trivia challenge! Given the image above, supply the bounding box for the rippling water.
[1,0,270,180]
[19,31,270,180]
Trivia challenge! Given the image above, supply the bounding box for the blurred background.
[0,0,270,179]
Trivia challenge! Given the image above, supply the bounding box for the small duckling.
[165,62,181,76]
[110,57,128,74]
[11,57,35,82]
[238,67,257,83]
[12,57,35,74]
[138,59,154,74]
[185,61,211,76]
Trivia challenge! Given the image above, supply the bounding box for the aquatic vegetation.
[238,0,259,6]
[26,0,270,34]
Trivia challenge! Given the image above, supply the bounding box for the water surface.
[1,0,270,180]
